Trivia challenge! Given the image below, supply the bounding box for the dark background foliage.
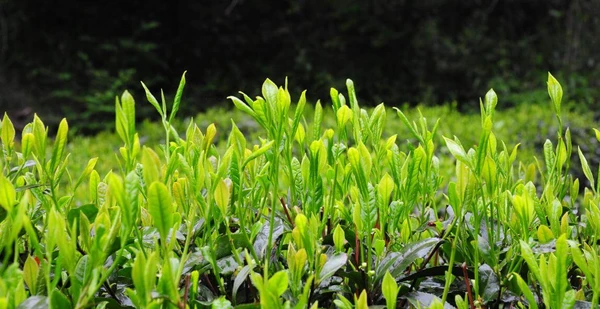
[1,0,599,133]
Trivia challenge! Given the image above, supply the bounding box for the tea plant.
[0,72,599,309]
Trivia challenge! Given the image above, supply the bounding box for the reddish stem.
[462,262,476,309]
[180,275,190,309]
[279,197,294,228]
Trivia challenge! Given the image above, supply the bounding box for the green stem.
[134,225,147,258]
[318,161,338,236]
[164,121,171,163]
[264,145,280,277]
[442,213,463,303]
[286,142,297,207]
[264,123,284,277]
[366,226,373,287]
[235,170,259,262]
[176,214,196,280]
[238,199,259,262]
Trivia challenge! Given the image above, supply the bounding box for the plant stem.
[462,262,476,309]
[442,213,462,304]
[264,134,281,277]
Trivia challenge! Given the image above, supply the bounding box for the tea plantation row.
[1,73,599,308]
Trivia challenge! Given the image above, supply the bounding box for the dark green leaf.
[399,265,474,282]
[233,265,251,300]
[253,219,284,259]
[573,301,595,309]
[67,204,98,229]
[319,253,347,282]
[404,291,454,309]
[50,289,71,309]
[375,238,441,282]
[17,296,48,309]
[479,264,500,303]
[217,255,239,275]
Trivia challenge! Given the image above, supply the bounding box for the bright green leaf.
[23,256,40,295]
[268,271,289,298]
[443,137,470,166]
[169,71,186,123]
[578,147,595,190]
[547,72,563,114]
[1,113,15,149]
[214,179,231,216]
[0,174,16,211]
[141,81,164,118]
[356,290,368,309]
[333,224,346,253]
[382,272,399,309]
[147,182,173,242]
[50,118,68,172]
[336,105,353,127]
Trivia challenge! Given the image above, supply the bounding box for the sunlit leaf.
[50,118,68,172]
[1,113,15,149]
[214,179,231,216]
[169,71,186,123]
[547,72,563,115]
[382,272,399,309]
[147,182,173,242]
[141,81,164,118]
[578,147,595,190]
[443,137,469,166]
[0,174,16,211]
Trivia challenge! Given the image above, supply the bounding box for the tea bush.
[1,73,599,308]
[65,97,597,206]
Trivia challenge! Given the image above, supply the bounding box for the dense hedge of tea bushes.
[2,74,600,309]
[63,101,598,203]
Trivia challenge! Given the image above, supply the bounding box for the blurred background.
[1,0,599,134]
